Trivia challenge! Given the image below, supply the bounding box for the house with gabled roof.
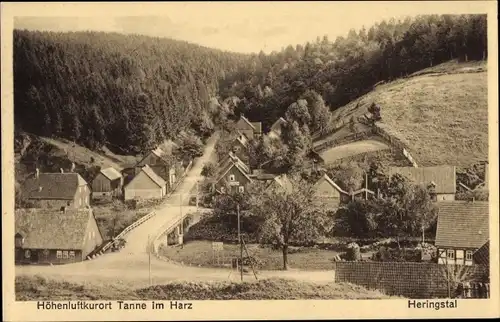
[15,208,103,265]
[235,115,262,139]
[91,167,124,200]
[230,131,250,163]
[387,165,456,201]
[435,201,489,266]
[213,157,253,194]
[312,173,350,208]
[266,173,293,194]
[268,117,288,139]
[124,164,167,200]
[135,144,178,192]
[21,169,91,210]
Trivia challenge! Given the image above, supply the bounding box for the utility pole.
[196,180,199,213]
[237,204,243,282]
[365,172,368,200]
[148,234,152,286]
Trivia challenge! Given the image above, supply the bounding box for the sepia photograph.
[2,1,498,321]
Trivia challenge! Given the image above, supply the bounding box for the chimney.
[35,168,40,179]
[70,162,76,172]
[60,168,64,173]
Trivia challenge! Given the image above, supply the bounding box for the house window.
[62,251,69,259]
[24,250,31,259]
[85,196,89,205]
[447,250,455,260]
[238,186,245,193]
[229,175,235,182]
[233,146,240,152]
[56,251,62,259]
[466,250,473,261]
[69,251,75,258]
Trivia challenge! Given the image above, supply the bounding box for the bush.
[371,246,422,262]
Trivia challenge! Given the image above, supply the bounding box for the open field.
[160,240,341,271]
[16,275,398,300]
[323,60,488,167]
[320,139,390,164]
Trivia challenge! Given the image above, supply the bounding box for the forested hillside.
[218,14,487,134]
[14,30,252,154]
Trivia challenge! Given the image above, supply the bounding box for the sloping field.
[40,137,139,170]
[320,139,390,164]
[16,275,398,300]
[325,60,488,167]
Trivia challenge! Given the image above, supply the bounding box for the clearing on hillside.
[321,60,488,167]
[320,139,390,164]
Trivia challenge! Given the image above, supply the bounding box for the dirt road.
[16,131,335,286]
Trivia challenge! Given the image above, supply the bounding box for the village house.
[123,164,167,201]
[135,146,178,193]
[21,168,91,210]
[268,117,288,139]
[266,173,293,193]
[235,115,262,139]
[435,201,489,266]
[387,165,456,201]
[312,173,351,208]
[230,131,250,163]
[213,156,253,194]
[15,208,103,265]
[91,167,123,200]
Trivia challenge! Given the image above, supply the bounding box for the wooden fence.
[333,261,489,299]
[87,159,194,259]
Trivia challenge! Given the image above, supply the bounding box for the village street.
[16,131,335,287]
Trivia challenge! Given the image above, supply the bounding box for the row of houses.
[15,142,191,265]
[20,143,190,208]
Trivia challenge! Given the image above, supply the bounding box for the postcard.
[2,1,498,321]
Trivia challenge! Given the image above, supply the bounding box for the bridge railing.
[88,158,195,259]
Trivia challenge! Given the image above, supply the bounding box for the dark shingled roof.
[15,208,97,250]
[473,241,489,265]
[435,201,489,249]
[22,173,88,200]
[387,166,456,194]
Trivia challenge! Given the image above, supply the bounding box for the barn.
[123,165,167,201]
[15,208,103,265]
[235,115,262,139]
[387,166,456,201]
[91,167,123,200]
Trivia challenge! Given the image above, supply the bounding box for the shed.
[91,167,123,199]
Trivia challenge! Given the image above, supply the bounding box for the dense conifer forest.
[14,14,487,153]
[14,30,252,153]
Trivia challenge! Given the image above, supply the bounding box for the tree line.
[219,14,487,133]
[14,29,252,154]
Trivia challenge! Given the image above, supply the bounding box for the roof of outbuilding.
[387,166,456,194]
[99,167,122,181]
[314,174,349,195]
[435,201,489,249]
[22,172,88,200]
[15,208,98,250]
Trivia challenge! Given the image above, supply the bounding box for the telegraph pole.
[148,234,152,286]
[237,204,243,281]
[196,180,199,213]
